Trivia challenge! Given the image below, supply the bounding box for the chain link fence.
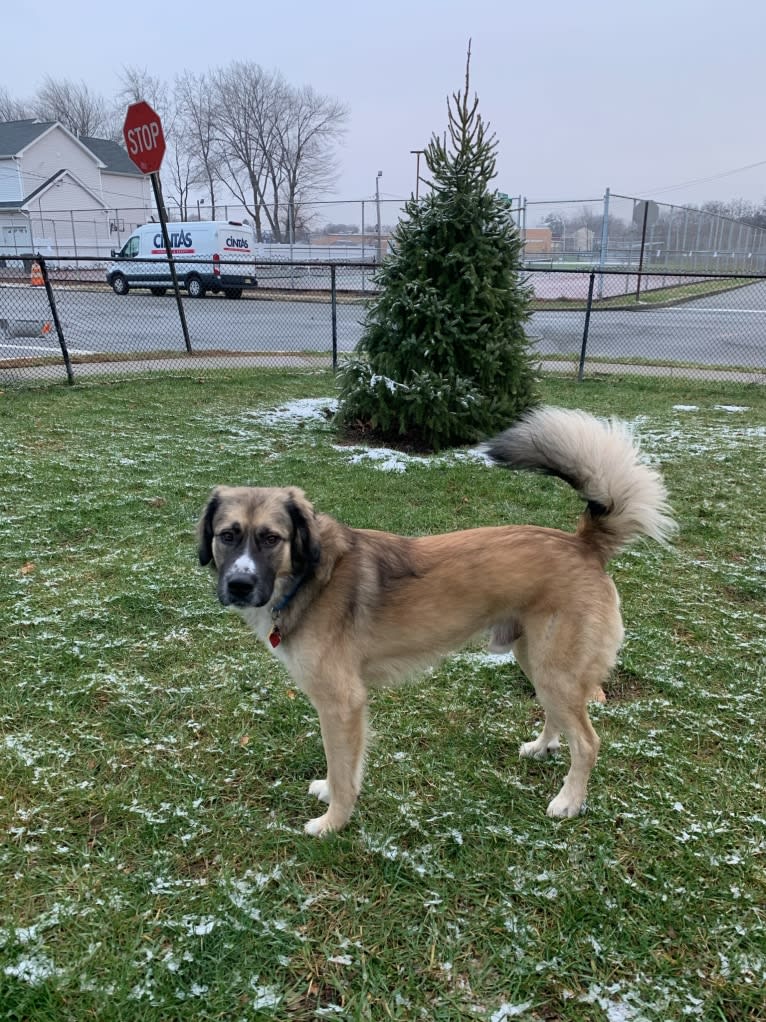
[6,192,766,276]
[522,192,766,275]
[0,199,408,263]
[1,255,764,387]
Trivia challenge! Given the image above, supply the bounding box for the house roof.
[0,119,55,157]
[79,135,142,176]
[0,118,141,176]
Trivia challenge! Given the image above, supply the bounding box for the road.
[1,282,764,369]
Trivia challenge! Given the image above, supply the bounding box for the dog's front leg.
[304,686,368,837]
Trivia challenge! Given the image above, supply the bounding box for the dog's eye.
[262,533,281,548]
[218,530,236,544]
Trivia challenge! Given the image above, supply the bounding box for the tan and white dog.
[197,406,675,836]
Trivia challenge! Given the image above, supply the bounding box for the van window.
[119,237,139,259]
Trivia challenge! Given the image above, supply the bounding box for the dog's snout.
[225,572,257,602]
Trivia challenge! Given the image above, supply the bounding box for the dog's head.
[197,486,321,609]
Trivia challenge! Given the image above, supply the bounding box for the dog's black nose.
[226,573,256,601]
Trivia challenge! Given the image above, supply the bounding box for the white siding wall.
[100,171,152,222]
[27,176,108,257]
[0,159,22,202]
[21,125,101,195]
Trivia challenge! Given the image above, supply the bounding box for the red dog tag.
[268,627,282,648]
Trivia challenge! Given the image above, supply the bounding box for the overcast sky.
[5,0,766,212]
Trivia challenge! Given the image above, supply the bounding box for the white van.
[106,221,258,298]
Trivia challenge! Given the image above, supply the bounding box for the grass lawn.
[1,370,764,1021]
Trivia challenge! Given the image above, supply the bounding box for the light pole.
[410,149,425,199]
[375,170,383,262]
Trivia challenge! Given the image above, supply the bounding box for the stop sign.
[123,101,166,174]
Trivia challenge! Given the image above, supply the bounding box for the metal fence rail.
[1,256,764,386]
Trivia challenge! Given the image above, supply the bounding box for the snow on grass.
[339,446,429,473]
[490,1001,534,1020]
[4,953,62,986]
[247,397,338,427]
[450,650,516,667]
[200,396,765,478]
[632,415,766,460]
[332,441,495,473]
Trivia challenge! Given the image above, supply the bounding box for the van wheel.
[111,274,129,295]
[186,275,205,298]
[150,287,167,296]
[224,289,243,299]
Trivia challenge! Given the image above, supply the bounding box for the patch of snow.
[4,953,61,985]
[370,374,407,393]
[252,398,337,427]
[451,650,516,666]
[252,985,282,1010]
[491,1002,534,1021]
[344,447,424,473]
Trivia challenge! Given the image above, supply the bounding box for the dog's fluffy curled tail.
[487,406,677,564]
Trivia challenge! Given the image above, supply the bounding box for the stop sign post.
[122,101,191,352]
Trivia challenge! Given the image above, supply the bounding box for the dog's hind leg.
[519,717,561,760]
[523,663,601,818]
[521,675,600,818]
[544,702,600,818]
[513,636,562,759]
[304,682,368,837]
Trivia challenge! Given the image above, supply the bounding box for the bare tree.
[117,66,171,122]
[211,61,347,241]
[33,77,116,138]
[211,62,284,240]
[0,87,32,121]
[118,66,201,219]
[273,84,348,239]
[175,70,220,218]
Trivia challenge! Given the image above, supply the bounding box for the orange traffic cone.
[30,261,44,287]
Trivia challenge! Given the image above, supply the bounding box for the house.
[0,119,152,261]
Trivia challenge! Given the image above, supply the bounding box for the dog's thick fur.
[197,406,676,836]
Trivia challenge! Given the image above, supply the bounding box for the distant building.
[520,227,552,254]
[0,119,152,260]
[571,226,596,252]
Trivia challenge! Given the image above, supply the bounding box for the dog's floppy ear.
[286,488,321,577]
[197,490,221,567]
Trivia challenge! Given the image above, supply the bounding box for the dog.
[197,406,676,836]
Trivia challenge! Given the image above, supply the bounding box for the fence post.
[330,263,338,371]
[597,187,610,298]
[578,271,596,382]
[635,201,650,302]
[37,254,75,386]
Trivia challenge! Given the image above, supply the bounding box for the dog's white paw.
[519,736,560,760]
[308,778,331,803]
[304,813,335,837]
[546,792,585,819]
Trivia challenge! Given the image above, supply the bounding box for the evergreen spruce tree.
[336,49,539,451]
